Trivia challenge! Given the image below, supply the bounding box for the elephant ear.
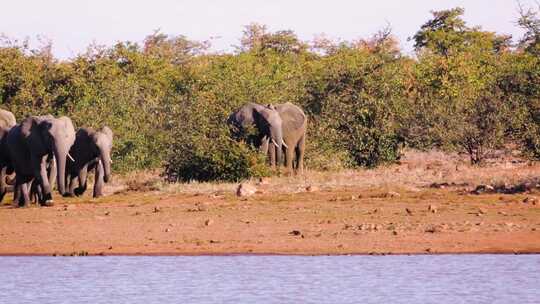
[0,126,8,139]
[20,117,35,138]
[99,126,113,141]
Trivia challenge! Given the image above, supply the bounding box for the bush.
[303,46,408,167]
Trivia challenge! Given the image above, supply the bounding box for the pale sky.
[1,0,537,59]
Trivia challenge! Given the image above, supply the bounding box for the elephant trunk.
[53,145,68,195]
[269,125,283,167]
[99,147,112,183]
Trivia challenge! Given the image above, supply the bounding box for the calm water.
[0,255,538,304]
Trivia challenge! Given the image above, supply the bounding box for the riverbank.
[0,150,539,256]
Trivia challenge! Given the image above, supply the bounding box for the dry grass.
[106,149,540,196]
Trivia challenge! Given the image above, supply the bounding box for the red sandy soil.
[2,149,540,256]
[0,185,538,256]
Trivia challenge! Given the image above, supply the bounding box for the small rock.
[205,219,214,226]
[165,228,171,232]
[523,197,538,204]
[289,230,302,236]
[153,207,161,213]
[425,225,438,233]
[236,183,257,197]
[104,211,110,216]
[472,184,495,195]
[256,177,270,185]
[385,191,400,198]
[405,208,413,215]
[392,230,398,236]
[428,205,437,213]
[63,204,76,211]
[430,182,449,189]
[305,185,319,192]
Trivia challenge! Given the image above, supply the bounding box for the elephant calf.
[66,127,113,198]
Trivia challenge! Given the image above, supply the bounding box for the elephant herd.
[0,101,305,208]
[0,110,113,207]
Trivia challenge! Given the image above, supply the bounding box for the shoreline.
[1,251,540,257]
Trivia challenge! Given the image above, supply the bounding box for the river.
[0,254,538,303]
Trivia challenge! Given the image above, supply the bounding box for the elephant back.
[276,103,306,133]
[0,109,16,130]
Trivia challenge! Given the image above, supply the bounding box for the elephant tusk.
[272,139,289,149]
[67,153,75,162]
[109,157,113,164]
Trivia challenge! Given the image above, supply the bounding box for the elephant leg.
[29,180,38,204]
[93,161,104,198]
[0,167,7,203]
[66,173,77,197]
[74,164,88,196]
[284,143,294,175]
[17,181,30,208]
[48,156,56,192]
[269,146,276,169]
[33,154,53,206]
[259,136,275,168]
[295,134,306,175]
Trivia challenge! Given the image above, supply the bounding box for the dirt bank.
[0,185,538,255]
[1,150,539,256]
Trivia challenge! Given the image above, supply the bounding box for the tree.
[517,2,540,55]
[412,8,511,56]
[237,23,308,55]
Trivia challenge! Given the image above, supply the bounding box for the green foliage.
[1,6,540,180]
[304,45,407,167]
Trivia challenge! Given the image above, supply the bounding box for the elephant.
[228,103,286,167]
[6,115,75,207]
[266,103,307,174]
[65,126,113,198]
[0,126,15,202]
[0,109,16,130]
[0,109,16,202]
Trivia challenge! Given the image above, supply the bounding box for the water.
[0,255,538,304]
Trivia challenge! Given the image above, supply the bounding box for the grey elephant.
[0,109,16,202]
[7,115,75,207]
[0,126,15,202]
[0,109,16,130]
[65,126,113,198]
[265,103,307,174]
[228,103,286,167]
